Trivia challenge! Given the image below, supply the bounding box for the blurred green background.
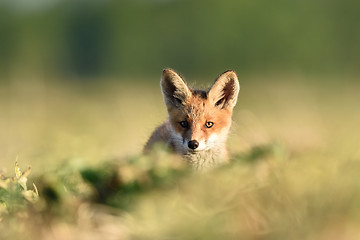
[1,0,359,79]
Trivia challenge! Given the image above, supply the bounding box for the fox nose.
[188,140,199,150]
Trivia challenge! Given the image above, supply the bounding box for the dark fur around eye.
[205,122,214,128]
[179,121,189,128]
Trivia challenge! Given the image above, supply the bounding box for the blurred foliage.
[80,152,188,210]
[0,0,360,80]
[34,149,189,211]
[0,160,38,221]
[125,153,360,240]
[1,144,360,239]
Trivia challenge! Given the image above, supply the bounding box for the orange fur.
[144,69,240,170]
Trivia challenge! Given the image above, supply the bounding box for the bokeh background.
[1,0,360,174]
[1,0,360,78]
[1,1,360,239]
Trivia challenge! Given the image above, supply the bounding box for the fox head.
[161,69,240,154]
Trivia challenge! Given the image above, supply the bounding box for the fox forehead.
[169,92,209,122]
[168,93,232,134]
[184,92,209,121]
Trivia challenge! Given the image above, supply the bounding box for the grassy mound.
[1,144,360,240]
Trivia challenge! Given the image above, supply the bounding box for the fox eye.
[205,121,214,128]
[179,121,189,128]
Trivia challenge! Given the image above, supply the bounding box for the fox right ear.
[208,70,240,110]
[161,69,191,108]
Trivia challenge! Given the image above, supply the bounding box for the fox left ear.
[161,69,191,109]
[208,70,240,110]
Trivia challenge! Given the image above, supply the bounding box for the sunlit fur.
[144,69,240,170]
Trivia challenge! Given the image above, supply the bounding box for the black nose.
[188,140,199,150]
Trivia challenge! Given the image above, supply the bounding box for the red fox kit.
[144,69,240,170]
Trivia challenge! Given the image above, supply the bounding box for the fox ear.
[208,70,240,110]
[161,69,191,108]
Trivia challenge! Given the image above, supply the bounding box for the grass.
[0,75,360,239]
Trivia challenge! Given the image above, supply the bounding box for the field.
[1,75,360,239]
